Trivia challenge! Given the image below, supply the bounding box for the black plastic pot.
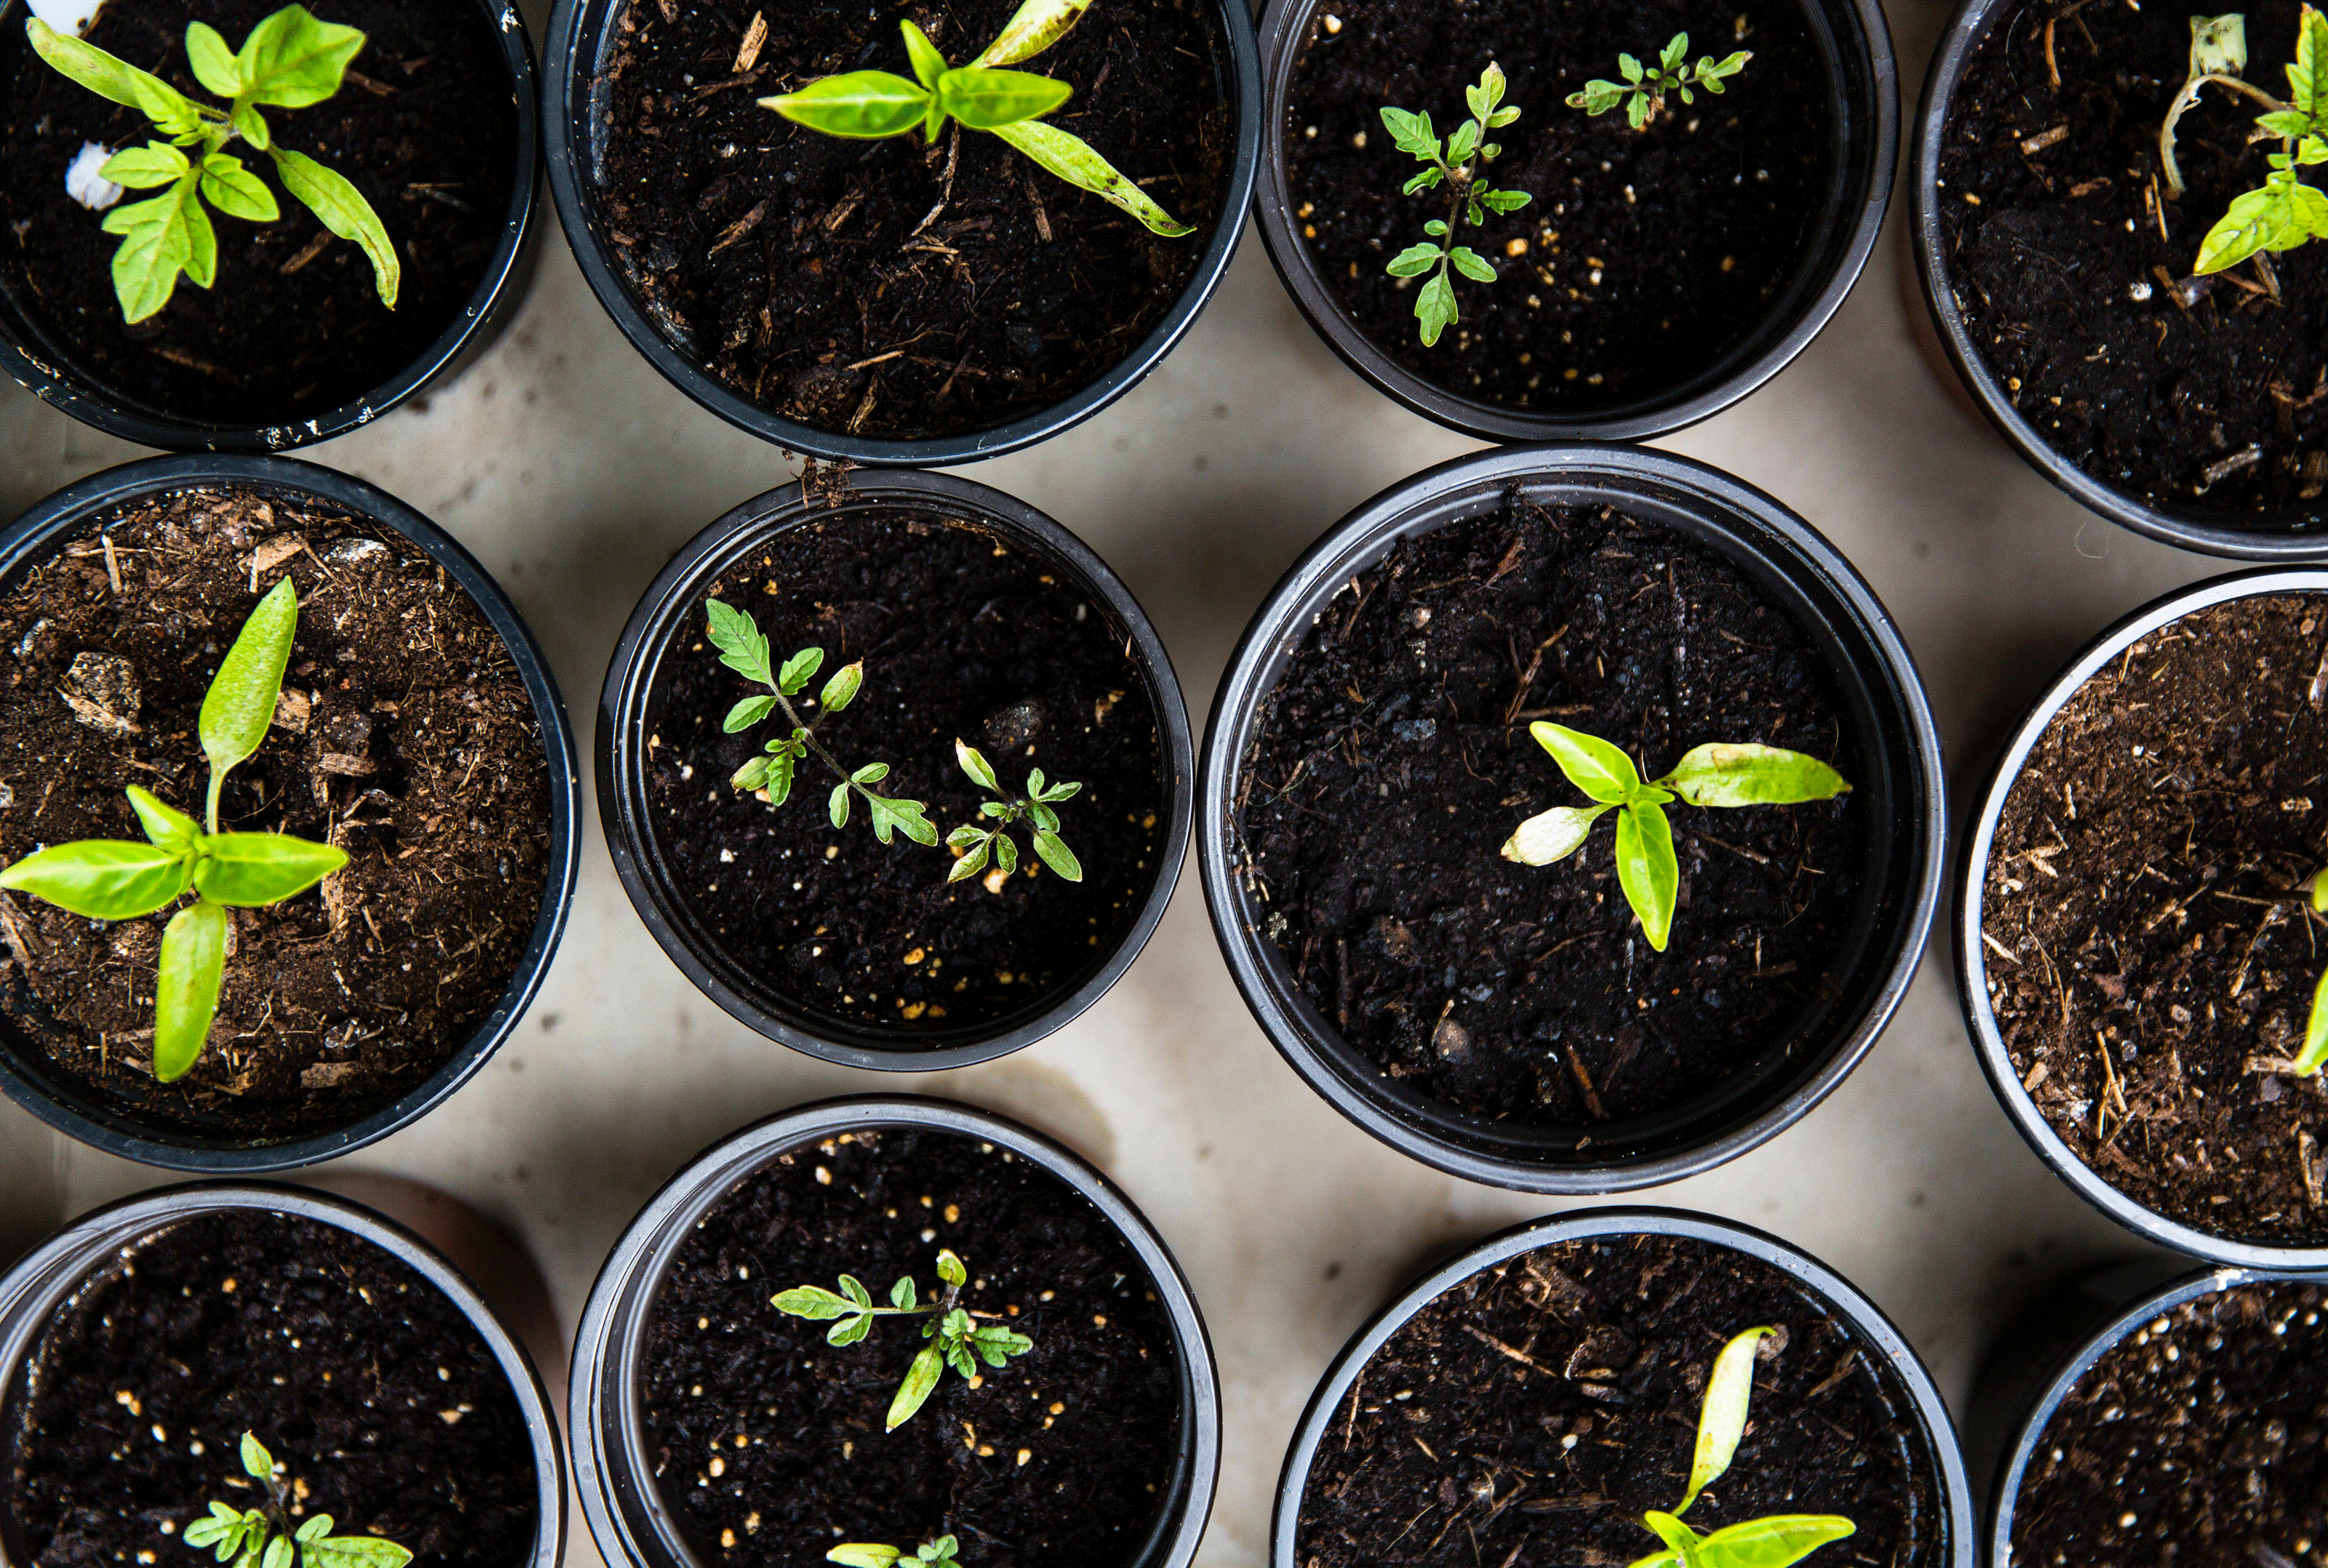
[0,0,541,455]
[0,1180,567,1568]
[1198,443,1945,1191]
[1967,1257,2324,1563]
[1955,567,2328,1268]
[1271,1207,1976,1568]
[539,0,1260,467]
[0,453,583,1172]
[568,1096,1221,1568]
[599,470,1192,1070]
[1252,0,1896,443]
[1912,0,2323,559]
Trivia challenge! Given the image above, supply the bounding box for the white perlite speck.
[65,143,122,212]
[27,0,105,33]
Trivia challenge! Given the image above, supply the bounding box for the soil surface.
[1285,0,1830,412]
[643,508,1164,1036]
[0,0,516,428]
[4,1209,539,1568]
[594,0,1232,441]
[0,484,551,1139]
[1236,498,1864,1129]
[1983,593,2328,1247]
[2012,1281,2328,1564]
[1296,1233,1942,1568]
[638,1127,1181,1568]
[1937,0,2328,523]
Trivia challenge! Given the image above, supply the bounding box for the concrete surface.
[0,0,2235,1557]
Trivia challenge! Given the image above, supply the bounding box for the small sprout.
[829,1541,960,1568]
[705,599,937,847]
[1567,32,1751,130]
[946,740,1083,885]
[1501,724,1848,951]
[1625,1329,1856,1568]
[0,579,346,1081]
[2164,8,2328,274]
[182,1433,412,1568]
[1379,63,1533,346]
[760,0,1191,236]
[773,1248,1034,1431]
[2292,868,2328,1076]
[25,5,399,323]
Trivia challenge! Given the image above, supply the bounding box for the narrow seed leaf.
[303,1540,412,1568]
[1657,743,1850,807]
[956,740,1001,791]
[976,0,1093,65]
[2297,964,2328,1075]
[1614,801,1678,951]
[1689,1516,1856,1568]
[937,1248,968,1285]
[1530,721,1643,802]
[1681,1327,1777,1513]
[1641,1513,1703,1557]
[0,839,193,920]
[268,148,399,307]
[154,899,230,1081]
[762,71,931,137]
[1502,803,1609,865]
[887,1344,945,1429]
[201,578,299,780]
[193,833,346,906]
[827,1550,903,1568]
[830,783,850,828]
[991,116,1194,236]
[901,18,949,88]
[26,18,202,132]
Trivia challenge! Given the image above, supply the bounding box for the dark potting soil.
[594,0,1232,441]
[1296,1234,1942,1568]
[1984,594,2328,1247]
[1236,500,1864,1128]
[0,485,551,1138]
[2011,1281,2328,1564]
[1937,0,2328,521]
[637,1127,1181,1567]
[4,1209,539,1568]
[0,0,516,428]
[642,508,1164,1034]
[1283,0,1830,411]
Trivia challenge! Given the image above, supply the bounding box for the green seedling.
[947,740,1083,884]
[706,599,938,848]
[1500,722,1849,951]
[183,1433,412,1568]
[828,1540,962,1568]
[2293,870,2328,1076]
[1380,63,1533,347]
[0,578,346,1081]
[760,0,1191,236]
[2158,8,2328,275]
[773,1247,1035,1431]
[25,4,398,323]
[1568,32,1752,130]
[1626,1328,1856,1568]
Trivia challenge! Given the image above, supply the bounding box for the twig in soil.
[1563,1046,1608,1120]
[733,11,768,73]
[2044,16,2060,87]
[709,201,768,256]
[913,127,960,236]
[1462,1324,1553,1375]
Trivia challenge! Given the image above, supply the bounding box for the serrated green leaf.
[1415,268,1457,346]
[725,694,778,733]
[1529,722,1643,802]
[1681,1327,1776,1512]
[887,1343,945,1429]
[2289,6,2324,116]
[199,153,281,223]
[234,4,366,108]
[866,793,938,846]
[820,661,864,713]
[1657,743,1851,807]
[100,174,212,324]
[201,579,299,784]
[704,601,773,687]
[269,146,398,307]
[762,70,931,137]
[100,141,191,190]
[991,116,1195,236]
[1614,801,1677,951]
[778,647,825,695]
[155,900,223,1076]
[1402,166,1445,195]
[0,839,192,920]
[1502,803,1609,865]
[1478,187,1532,212]
[193,833,346,907]
[1446,117,1480,164]
[773,1284,858,1319]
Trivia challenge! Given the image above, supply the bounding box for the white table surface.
[0,0,2228,1556]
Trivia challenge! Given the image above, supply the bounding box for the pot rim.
[1268,1205,1977,1568]
[597,469,1192,1071]
[0,0,541,455]
[1249,0,1897,443]
[1910,0,2328,559]
[537,0,1261,467]
[0,1180,567,1568]
[566,1095,1221,1568]
[0,452,583,1172]
[1953,566,2328,1268]
[1197,441,1947,1191]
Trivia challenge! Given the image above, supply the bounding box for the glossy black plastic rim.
[1270,1207,1976,1568]
[1199,443,1947,1191]
[0,455,583,1172]
[598,471,1193,1069]
[568,1096,1221,1568]
[0,0,541,455]
[1251,0,1897,443]
[1911,0,2327,557]
[0,1181,566,1568]
[1954,567,2328,1268]
[538,0,1260,466]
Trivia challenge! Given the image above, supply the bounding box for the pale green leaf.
[765,748,796,807]
[1031,828,1081,881]
[956,740,1000,791]
[777,646,825,695]
[1657,743,1851,807]
[1448,245,1496,283]
[239,1428,271,1479]
[890,1275,917,1309]
[192,833,346,907]
[976,0,1092,65]
[186,21,244,96]
[936,1248,967,1286]
[827,1313,872,1346]
[1614,801,1678,951]
[994,831,1019,874]
[730,755,771,791]
[1414,268,1456,346]
[200,153,281,223]
[301,1538,410,1568]
[866,794,938,846]
[838,1274,873,1307]
[725,694,778,732]
[852,762,890,785]
[1529,722,1643,802]
[1691,1516,1856,1568]
[901,18,948,88]
[827,1549,903,1568]
[1502,803,1609,865]
[295,1518,332,1544]
[2296,964,2328,1075]
[268,147,399,307]
[201,578,298,780]
[155,897,228,1082]
[26,18,202,133]
[1386,242,1443,276]
[887,1344,945,1429]
[262,1536,292,1568]
[2288,6,2322,113]
[935,65,1070,130]
[949,837,991,882]
[1642,1512,1703,1557]
[234,99,272,149]
[991,116,1194,236]
[1681,1327,1777,1513]
[773,1284,857,1319]
[127,786,199,854]
[762,71,931,138]
[234,4,366,108]
[704,600,773,687]
[820,661,864,712]
[830,783,850,828]
[100,141,191,190]
[0,839,191,920]
[100,175,212,323]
